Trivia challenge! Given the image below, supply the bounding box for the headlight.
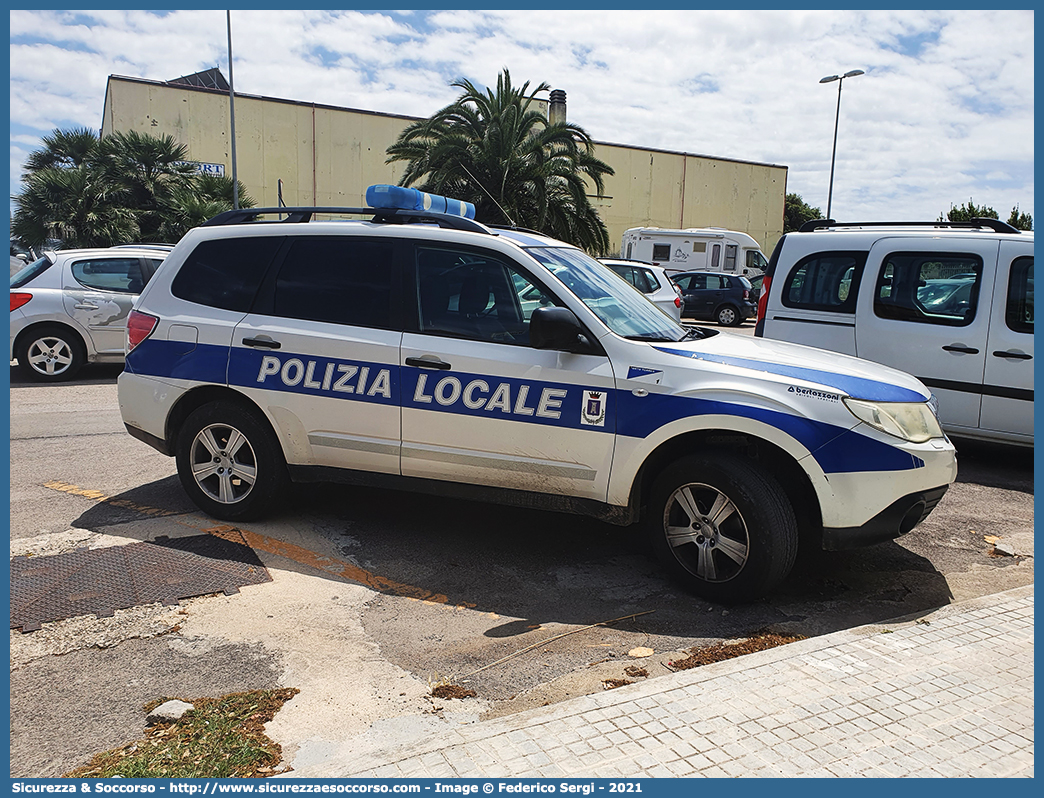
[843,398,944,443]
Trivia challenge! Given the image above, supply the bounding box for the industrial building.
[101,70,787,254]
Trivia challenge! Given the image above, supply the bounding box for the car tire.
[645,454,798,603]
[716,305,741,326]
[16,324,86,381]
[175,401,289,521]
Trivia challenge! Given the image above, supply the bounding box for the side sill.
[287,464,638,526]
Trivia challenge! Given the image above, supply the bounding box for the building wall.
[102,76,786,253]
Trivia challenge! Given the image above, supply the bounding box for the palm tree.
[386,69,614,255]
[13,127,250,248]
[12,128,140,248]
[160,174,255,243]
[93,130,198,241]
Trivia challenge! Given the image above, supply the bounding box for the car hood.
[650,331,931,403]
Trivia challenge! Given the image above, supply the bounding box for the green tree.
[159,174,255,242]
[12,127,254,249]
[1007,205,1033,231]
[12,128,139,248]
[940,199,999,223]
[783,193,822,232]
[386,69,615,255]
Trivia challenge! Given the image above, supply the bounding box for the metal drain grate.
[10,533,271,632]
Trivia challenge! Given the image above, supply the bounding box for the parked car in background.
[748,273,765,305]
[599,258,684,322]
[755,219,1034,446]
[10,246,169,381]
[671,271,756,326]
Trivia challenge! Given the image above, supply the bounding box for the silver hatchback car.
[10,245,169,380]
[599,258,684,322]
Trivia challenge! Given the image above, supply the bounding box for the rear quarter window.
[171,237,282,312]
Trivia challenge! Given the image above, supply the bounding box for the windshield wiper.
[624,333,677,342]
[680,327,707,341]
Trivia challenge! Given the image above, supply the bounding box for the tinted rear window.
[273,237,395,329]
[172,237,281,311]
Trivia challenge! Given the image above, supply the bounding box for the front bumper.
[822,485,949,550]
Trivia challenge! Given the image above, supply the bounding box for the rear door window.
[269,237,396,330]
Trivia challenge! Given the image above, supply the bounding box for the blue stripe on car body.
[125,340,923,474]
[653,346,928,403]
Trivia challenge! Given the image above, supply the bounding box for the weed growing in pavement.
[63,688,299,779]
[667,632,806,670]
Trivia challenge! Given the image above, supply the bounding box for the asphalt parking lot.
[8,345,1034,777]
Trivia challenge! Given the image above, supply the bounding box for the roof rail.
[799,218,1022,234]
[201,206,494,235]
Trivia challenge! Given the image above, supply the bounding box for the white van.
[621,227,769,277]
[755,219,1034,447]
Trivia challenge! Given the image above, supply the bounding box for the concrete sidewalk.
[296,584,1033,778]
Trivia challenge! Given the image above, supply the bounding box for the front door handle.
[405,356,451,370]
[942,345,979,355]
[242,337,281,349]
[992,350,1032,360]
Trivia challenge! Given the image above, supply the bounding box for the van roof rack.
[799,218,1022,234]
[201,206,494,235]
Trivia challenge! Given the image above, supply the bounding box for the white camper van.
[622,227,769,277]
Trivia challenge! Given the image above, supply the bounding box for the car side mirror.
[530,306,587,352]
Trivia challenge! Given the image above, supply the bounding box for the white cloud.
[8,9,1034,224]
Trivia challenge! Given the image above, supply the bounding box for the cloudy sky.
[9,9,1035,227]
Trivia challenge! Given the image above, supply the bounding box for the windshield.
[526,247,693,342]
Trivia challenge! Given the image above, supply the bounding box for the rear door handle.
[242,337,281,349]
[74,303,99,310]
[992,350,1032,360]
[405,356,451,370]
[942,345,979,354]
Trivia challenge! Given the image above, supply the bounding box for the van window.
[272,237,395,329]
[746,250,768,271]
[711,244,721,269]
[652,244,671,262]
[781,252,866,312]
[724,244,738,272]
[1006,256,1034,334]
[874,252,983,327]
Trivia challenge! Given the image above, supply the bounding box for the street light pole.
[820,69,864,221]
[226,10,239,210]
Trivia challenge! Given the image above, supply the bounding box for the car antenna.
[459,163,517,228]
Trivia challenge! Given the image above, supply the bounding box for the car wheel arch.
[632,428,822,540]
[165,385,280,458]
[14,320,92,361]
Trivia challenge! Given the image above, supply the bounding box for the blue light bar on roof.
[366,184,476,220]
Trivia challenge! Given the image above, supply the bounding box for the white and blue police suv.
[118,186,956,602]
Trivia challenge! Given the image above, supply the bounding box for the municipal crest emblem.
[581,390,606,427]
